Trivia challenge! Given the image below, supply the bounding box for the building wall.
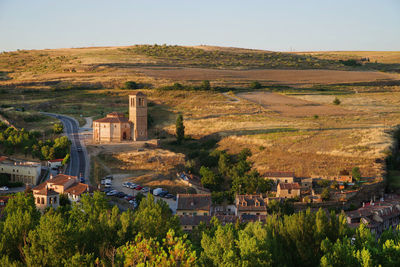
[277,188,300,198]
[93,122,131,143]
[129,94,148,141]
[0,162,41,185]
[33,194,59,211]
[176,209,210,216]
[267,177,295,184]
[237,210,267,216]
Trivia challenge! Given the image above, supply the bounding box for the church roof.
[94,115,129,123]
[129,91,146,96]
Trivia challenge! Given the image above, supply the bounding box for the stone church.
[93,92,147,142]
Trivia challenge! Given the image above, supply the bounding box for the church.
[93,92,148,143]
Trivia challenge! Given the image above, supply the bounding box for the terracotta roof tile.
[278,182,301,190]
[177,194,211,211]
[64,182,89,196]
[236,195,267,211]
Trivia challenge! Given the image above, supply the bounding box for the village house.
[176,194,212,216]
[179,215,237,231]
[32,174,92,211]
[47,159,64,169]
[235,194,268,216]
[93,92,147,143]
[345,195,400,237]
[263,171,295,184]
[0,156,41,186]
[277,183,301,198]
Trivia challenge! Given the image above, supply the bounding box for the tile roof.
[236,195,267,211]
[65,182,89,196]
[278,182,301,190]
[34,188,59,196]
[177,194,211,211]
[264,171,295,178]
[129,91,146,96]
[34,174,77,191]
[94,116,129,123]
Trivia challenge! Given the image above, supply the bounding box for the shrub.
[200,80,211,91]
[53,123,64,134]
[124,81,138,89]
[250,81,262,89]
[333,97,341,105]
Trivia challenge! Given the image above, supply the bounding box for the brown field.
[1,45,400,180]
[137,67,399,86]
[237,92,355,117]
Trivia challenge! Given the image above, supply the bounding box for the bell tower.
[129,92,148,141]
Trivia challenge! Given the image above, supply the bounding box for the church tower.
[129,92,148,141]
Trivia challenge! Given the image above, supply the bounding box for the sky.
[0,0,399,52]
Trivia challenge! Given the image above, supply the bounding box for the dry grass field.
[1,45,400,182]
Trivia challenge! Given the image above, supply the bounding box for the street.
[42,113,89,182]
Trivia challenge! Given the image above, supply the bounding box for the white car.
[106,190,118,196]
[0,186,9,191]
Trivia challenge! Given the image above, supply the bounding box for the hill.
[1,45,400,182]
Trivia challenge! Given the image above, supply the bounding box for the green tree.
[321,187,331,201]
[133,194,180,241]
[352,167,361,181]
[333,97,341,105]
[250,81,262,89]
[124,81,138,89]
[176,114,185,144]
[53,123,64,134]
[200,166,221,191]
[200,80,211,90]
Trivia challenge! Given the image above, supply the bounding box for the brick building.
[277,183,301,198]
[93,92,147,143]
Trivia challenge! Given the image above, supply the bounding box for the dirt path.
[222,92,240,102]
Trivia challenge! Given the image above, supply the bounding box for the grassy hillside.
[1,45,400,180]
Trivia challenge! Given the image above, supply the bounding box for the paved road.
[42,113,88,182]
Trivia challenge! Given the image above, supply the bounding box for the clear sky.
[0,0,399,52]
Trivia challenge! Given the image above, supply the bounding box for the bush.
[250,81,262,89]
[333,97,341,105]
[53,123,64,134]
[124,81,138,89]
[200,80,211,91]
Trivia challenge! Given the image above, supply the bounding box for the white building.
[0,156,41,185]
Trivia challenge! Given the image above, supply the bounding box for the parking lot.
[102,174,177,214]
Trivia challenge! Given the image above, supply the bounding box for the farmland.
[1,45,400,182]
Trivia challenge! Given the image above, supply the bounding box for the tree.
[352,167,361,181]
[200,166,221,191]
[200,80,211,91]
[176,114,185,144]
[321,187,330,201]
[53,123,63,134]
[250,81,262,89]
[333,97,341,105]
[124,81,138,89]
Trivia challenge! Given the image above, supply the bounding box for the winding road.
[42,113,89,182]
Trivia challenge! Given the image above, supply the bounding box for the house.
[179,215,237,231]
[0,156,41,185]
[47,159,63,169]
[93,92,147,143]
[263,171,295,184]
[176,194,212,216]
[32,174,92,211]
[277,183,301,198]
[235,195,267,216]
[345,195,400,236]
[300,178,313,191]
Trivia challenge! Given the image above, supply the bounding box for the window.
[288,189,292,194]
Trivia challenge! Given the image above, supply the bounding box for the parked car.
[77,147,82,152]
[164,194,174,199]
[106,190,118,196]
[135,185,143,190]
[129,183,138,189]
[172,195,177,201]
[153,188,163,196]
[129,200,138,209]
[124,195,135,201]
[116,192,126,198]
[102,188,112,193]
[122,182,129,188]
[0,186,9,191]
[158,191,169,198]
[104,182,112,188]
[141,187,150,193]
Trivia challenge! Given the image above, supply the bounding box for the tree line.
[1,192,400,266]
[0,122,70,161]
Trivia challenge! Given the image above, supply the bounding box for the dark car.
[116,192,126,198]
[164,194,174,199]
[158,191,169,198]
[102,188,112,193]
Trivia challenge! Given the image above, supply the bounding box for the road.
[42,113,89,183]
